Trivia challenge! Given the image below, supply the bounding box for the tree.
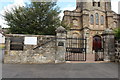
[3,2,61,35]
[114,28,120,38]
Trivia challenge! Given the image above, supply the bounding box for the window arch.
[96,13,99,25]
[100,15,104,25]
[72,33,79,38]
[90,15,94,25]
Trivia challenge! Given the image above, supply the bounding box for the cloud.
[59,5,76,20]
[111,1,118,13]
[0,0,25,28]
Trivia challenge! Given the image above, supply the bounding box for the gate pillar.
[102,28,115,62]
[55,26,66,63]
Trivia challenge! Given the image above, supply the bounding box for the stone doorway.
[93,35,104,61]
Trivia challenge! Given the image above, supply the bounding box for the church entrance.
[93,35,104,61]
[65,37,87,61]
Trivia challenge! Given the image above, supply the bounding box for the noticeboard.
[24,37,37,45]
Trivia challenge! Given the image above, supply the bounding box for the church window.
[96,13,99,25]
[100,15,104,25]
[90,15,94,25]
[93,2,95,6]
[98,2,100,7]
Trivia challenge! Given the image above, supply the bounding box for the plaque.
[24,37,37,45]
[58,42,64,46]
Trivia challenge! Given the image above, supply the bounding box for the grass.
[0,44,5,49]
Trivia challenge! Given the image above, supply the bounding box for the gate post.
[102,28,115,62]
[55,26,66,63]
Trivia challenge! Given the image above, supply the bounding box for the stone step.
[86,53,95,61]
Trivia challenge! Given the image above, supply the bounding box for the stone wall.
[102,29,115,62]
[115,38,120,63]
[3,28,119,64]
[4,34,57,64]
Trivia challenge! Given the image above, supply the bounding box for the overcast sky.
[0,0,119,28]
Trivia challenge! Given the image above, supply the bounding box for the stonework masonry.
[63,0,120,54]
[3,28,118,63]
[4,26,67,64]
[4,34,57,64]
[115,38,120,62]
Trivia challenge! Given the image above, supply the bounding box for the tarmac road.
[2,62,118,78]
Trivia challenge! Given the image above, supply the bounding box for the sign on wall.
[24,37,37,45]
[0,33,5,43]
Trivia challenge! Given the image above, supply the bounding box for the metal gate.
[65,38,87,61]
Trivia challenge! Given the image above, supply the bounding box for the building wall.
[63,0,120,54]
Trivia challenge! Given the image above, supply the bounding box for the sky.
[0,0,120,28]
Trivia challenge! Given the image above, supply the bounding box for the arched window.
[93,0,96,6]
[98,2,100,7]
[93,0,100,7]
[100,15,104,25]
[90,15,94,25]
[93,1,96,6]
[96,13,99,25]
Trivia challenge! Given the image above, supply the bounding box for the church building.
[63,0,120,54]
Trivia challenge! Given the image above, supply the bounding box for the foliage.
[114,28,120,38]
[3,2,62,35]
[61,21,70,30]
